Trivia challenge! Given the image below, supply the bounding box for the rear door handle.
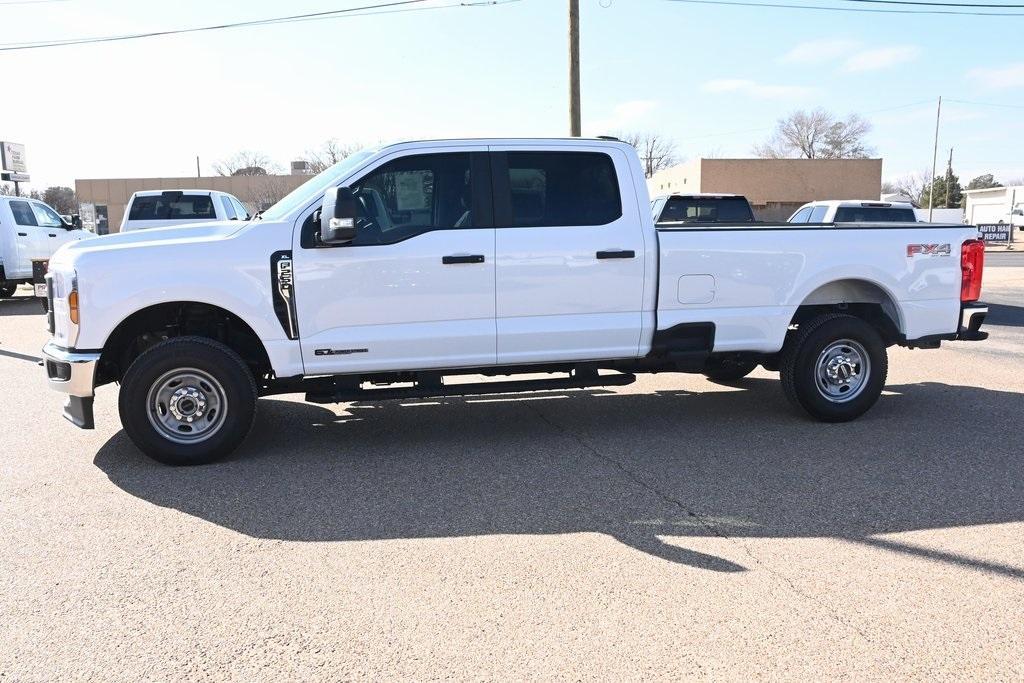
[48,233,57,237]
[442,254,485,265]
[17,232,27,237]
[596,250,635,259]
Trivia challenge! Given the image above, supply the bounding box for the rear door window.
[9,200,38,226]
[834,207,917,222]
[498,151,621,227]
[128,194,218,221]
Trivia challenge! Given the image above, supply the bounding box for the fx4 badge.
[906,243,951,258]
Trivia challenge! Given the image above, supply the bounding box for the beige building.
[75,174,309,234]
[649,158,883,221]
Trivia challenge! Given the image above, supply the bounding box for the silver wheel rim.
[815,339,870,403]
[146,368,228,444]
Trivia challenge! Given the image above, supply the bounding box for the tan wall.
[75,174,309,234]
[648,158,883,212]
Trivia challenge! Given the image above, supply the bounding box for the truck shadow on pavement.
[94,378,1024,577]
[985,302,1024,328]
[0,295,45,317]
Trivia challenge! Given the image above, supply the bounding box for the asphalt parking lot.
[2,261,1022,680]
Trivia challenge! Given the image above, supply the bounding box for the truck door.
[6,200,46,278]
[490,146,646,364]
[292,149,496,375]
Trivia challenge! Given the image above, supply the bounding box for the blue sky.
[3,0,1023,189]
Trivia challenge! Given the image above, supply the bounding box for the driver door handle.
[48,233,57,237]
[442,254,485,265]
[596,249,635,259]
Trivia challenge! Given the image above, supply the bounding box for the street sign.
[978,223,1011,243]
[0,172,30,182]
[0,141,27,173]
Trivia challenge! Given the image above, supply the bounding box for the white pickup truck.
[41,138,988,465]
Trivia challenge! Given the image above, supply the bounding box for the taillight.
[960,239,984,302]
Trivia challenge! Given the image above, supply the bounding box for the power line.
[664,0,1024,15]
[838,0,1024,7]
[0,0,518,52]
[946,98,1024,110]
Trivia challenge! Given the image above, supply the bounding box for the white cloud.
[588,100,658,134]
[967,62,1024,89]
[843,46,921,72]
[779,39,860,65]
[700,79,814,99]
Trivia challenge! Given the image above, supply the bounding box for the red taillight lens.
[960,239,984,302]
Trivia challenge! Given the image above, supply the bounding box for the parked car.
[789,200,918,223]
[42,138,987,465]
[0,196,93,298]
[120,190,250,232]
[651,193,755,223]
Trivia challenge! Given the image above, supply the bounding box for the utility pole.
[928,95,942,222]
[944,147,953,209]
[196,156,201,178]
[568,0,581,137]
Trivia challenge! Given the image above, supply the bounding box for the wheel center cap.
[169,387,207,422]
[827,356,856,384]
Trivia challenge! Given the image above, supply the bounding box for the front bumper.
[42,341,100,429]
[958,304,988,341]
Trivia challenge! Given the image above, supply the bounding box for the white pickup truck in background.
[41,138,988,465]
[120,189,250,232]
[0,195,93,298]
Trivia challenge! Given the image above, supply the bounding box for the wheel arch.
[789,278,904,345]
[96,301,273,386]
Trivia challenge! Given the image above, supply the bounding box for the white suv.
[789,200,918,224]
[120,190,250,232]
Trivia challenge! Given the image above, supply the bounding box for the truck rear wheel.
[119,336,257,466]
[0,282,16,298]
[779,313,887,422]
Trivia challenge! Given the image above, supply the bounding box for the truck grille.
[46,276,55,334]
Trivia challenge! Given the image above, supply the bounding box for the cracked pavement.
[2,263,1023,680]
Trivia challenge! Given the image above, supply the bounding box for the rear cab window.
[128,193,218,221]
[658,196,753,223]
[834,206,917,222]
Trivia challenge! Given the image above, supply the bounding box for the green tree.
[42,186,77,214]
[921,172,963,208]
[965,174,1002,191]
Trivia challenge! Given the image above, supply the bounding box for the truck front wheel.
[779,313,888,422]
[119,337,257,465]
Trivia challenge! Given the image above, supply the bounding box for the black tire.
[703,357,758,382]
[0,282,16,298]
[779,313,888,422]
[119,336,257,465]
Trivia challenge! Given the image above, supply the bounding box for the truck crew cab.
[42,139,988,465]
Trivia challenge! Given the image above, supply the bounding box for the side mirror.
[319,186,359,244]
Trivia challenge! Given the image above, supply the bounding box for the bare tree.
[301,139,363,174]
[886,169,931,205]
[754,108,873,159]
[213,151,282,176]
[618,131,679,178]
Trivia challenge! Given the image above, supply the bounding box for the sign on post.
[0,141,30,185]
[977,224,1011,243]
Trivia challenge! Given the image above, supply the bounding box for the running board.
[305,371,636,404]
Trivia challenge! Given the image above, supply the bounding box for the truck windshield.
[259,148,378,222]
[659,196,754,222]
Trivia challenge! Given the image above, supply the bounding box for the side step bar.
[305,371,636,404]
